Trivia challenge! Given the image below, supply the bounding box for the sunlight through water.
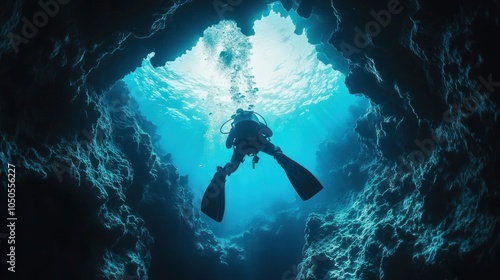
[123,8,365,234]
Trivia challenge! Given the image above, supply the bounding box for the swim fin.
[201,167,227,222]
[274,152,323,200]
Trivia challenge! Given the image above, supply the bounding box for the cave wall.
[302,0,500,279]
[1,0,499,279]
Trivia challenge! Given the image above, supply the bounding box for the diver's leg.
[262,141,282,157]
[222,148,245,175]
[262,141,289,168]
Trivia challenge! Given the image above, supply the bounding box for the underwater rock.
[1,0,499,279]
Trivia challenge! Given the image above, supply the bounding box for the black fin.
[201,170,227,222]
[275,153,323,200]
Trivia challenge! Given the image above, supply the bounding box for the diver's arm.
[226,128,236,148]
[260,122,273,137]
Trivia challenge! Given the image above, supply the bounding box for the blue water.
[123,9,366,234]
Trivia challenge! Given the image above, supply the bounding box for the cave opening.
[3,0,499,279]
[122,3,368,236]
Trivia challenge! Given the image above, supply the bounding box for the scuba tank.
[220,109,268,135]
[219,109,269,169]
[233,110,261,139]
[232,110,260,126]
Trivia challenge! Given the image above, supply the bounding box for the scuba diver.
[201,108,324,222]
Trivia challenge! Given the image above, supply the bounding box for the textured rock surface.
[303,0,500,279]
[1,0,499,279]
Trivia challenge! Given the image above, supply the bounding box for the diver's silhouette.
[201,108,323,222]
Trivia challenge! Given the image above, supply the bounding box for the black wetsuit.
[225,112,279,164]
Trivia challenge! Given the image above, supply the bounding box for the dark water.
[0,1,499,280]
